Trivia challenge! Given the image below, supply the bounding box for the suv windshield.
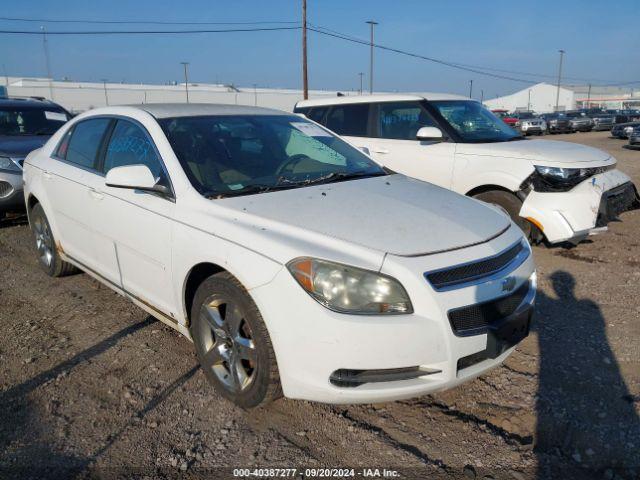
[0,106,69,136]
[430,100,522,143]
[160,115,386,198]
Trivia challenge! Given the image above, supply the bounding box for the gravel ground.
[0,131,639,480]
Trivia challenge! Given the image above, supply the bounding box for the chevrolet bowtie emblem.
[501,276,517,293]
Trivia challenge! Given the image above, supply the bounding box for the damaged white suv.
[23,104,535,407]
[295,95,639,244]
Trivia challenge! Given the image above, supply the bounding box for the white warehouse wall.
[484,82,575,113]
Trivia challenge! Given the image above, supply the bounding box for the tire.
[473,190,532,239]
[190,271,281,408]
[29,203,79,277]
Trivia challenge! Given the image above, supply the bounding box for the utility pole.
[101,79,109,106]
[180,62,190,103]
[40,26,54,100]
[358,72,364,95]
[555,49,565,111]
[468,79,473,98]
[253,83,257,106]
[480,89,484,103]
[365,21,378,94]
[528,89,532,111]
[586,83,592,109]
[302,0,308,100]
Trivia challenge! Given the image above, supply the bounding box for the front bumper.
[592,122,614,131]
[0,170,25,213]
[250,227,535,404]
[520,169,639,244]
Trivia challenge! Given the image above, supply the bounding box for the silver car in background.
[591,113,615,131]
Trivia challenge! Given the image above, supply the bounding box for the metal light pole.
[180,62,190,103]
[365,21,378,94]
[555,49,565,111]
[101,79,109,106]
[480,89,484,103]
[302,0,309,100]
[469,79,473,98]
[586,83,592,109]
[40,26,54,100]
[358,72,364,95]
[253,83,257,106]
[527,89,532,111]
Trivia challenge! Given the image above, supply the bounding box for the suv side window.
[306,107,328,124]
[377,102,437,140]
[103,120,164,178]
[63,118,111,169]
[325,104,369,137]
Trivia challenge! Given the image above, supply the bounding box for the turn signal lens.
[287,257,413,315]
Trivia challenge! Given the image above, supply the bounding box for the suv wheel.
[473,190,533,240]
[30,203,79,277]
[190,272,281,408]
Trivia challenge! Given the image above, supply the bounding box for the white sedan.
[23,104,535,407]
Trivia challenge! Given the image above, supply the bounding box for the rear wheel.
[473,190,532,240]
[190,272,281,408]
[30,203,79,277]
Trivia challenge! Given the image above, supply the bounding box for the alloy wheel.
[33,213,53,267]
[198,298,257,392]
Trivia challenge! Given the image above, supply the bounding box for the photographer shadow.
[535,271,640,478]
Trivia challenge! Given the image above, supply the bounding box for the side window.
[103,120,163,178]
[306,107,328,124]
[64,118,111,169]
[325,104,369,137]
[378,102,437,140]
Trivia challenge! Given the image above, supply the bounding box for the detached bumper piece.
[596,182,640,228]
[329,366,441,388]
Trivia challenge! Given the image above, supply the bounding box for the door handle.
[88,188,104,201]
[371,148,389,154]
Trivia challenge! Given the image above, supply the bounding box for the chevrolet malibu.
[23,104,535,407]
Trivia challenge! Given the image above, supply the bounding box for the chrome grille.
[425,241,527,291]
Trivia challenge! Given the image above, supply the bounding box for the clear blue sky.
[1,0,638,98]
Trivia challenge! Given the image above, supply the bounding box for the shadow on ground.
[535,271,640,479]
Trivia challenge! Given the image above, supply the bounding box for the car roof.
[0,97,64,109]
[295,93,470,108]
[133,103,291,119]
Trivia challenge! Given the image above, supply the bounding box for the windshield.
[0,107,69,136]
[431,100,521,143]
[160,115,386,197]
[517,112,536,119]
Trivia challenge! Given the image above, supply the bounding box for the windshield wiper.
[296,170,387,187]
[205,183,296,199]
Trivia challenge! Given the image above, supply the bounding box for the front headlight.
[0,156,21,172]
[287,257,413,314]
[535,165,582,182]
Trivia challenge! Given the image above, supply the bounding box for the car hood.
[0,135,50,157]
[456,139,612,167]
[219,174,511,257]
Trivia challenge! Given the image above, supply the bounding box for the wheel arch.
[466,184,516,197]
[182,262,228,326]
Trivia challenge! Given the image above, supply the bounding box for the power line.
[0,16,299,26]
[0,26,301,35]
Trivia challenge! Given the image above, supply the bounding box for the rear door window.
[325,104,369,137]
[64,118,111,170]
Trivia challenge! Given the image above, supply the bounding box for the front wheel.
[190,272,282,408]
[473,190,532,240]
[30,203,79,277]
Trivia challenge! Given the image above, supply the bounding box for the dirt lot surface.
[1,131,639,480]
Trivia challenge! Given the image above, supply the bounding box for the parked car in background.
[295,94,640,246]
[607,110,640,124]
[564,111,594,132]
[629,126,640,146]
[590,113,615,131]
[539,113,573,134]
[512,111,546,136]
[611,121,640,139]
[0,97,70,220]
[23,103,536,407]
[492,109,518,128]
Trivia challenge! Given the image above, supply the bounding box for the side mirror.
[416,126,443,141]
[105,164,169,195]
